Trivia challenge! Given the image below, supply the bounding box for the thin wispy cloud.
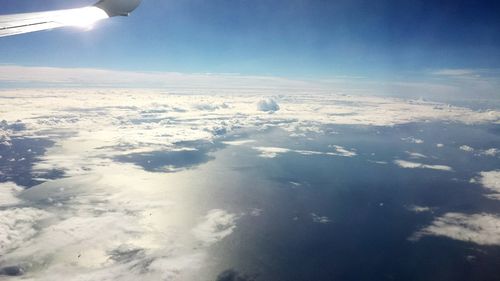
[253,145,357,159]
[394,160,453,172]
[0,65,316,90]
[1,65,500,100]
[431,69,477,76]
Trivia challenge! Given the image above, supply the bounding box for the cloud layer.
[0,89,498,279]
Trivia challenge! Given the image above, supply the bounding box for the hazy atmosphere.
[0,1,499,280]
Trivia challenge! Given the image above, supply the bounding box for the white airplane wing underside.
[0,7,108,37]
[0,0,141,37]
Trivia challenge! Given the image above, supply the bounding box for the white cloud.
[253,147,290,158]
[5,87,495,183]
[436,143,444,148]
[147,253,207,281]
[0,182,23,207]
[473,170,500,200]
[0,89,498,280]
[459,145,474,152]
[192,209,239,246]
[0,90,497,144]
[294,150,324,156]
[368,160,388,165]
[394,160,453,171]
[0,163,241,280]
[401,137,424,144]
[253,145,357,159]
[480,148,499,157]
[411,212,500,246]
[0,127,13,147]
[0,208,51,255]
[328,145,357,157]
[256,98,280,112]
[193,102,226,111]
[222,140,255,146]
[406,205,432,213]
[405,151,427,159]
[479,171,500,192]
[456,146,499,157]
[1,88,500,280]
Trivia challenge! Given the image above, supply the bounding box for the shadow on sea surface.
[114,140,223,172]
[0,137,63,187]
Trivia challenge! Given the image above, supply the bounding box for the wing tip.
[95,0,142,17]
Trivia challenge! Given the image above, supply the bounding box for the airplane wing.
[0,0,142,37]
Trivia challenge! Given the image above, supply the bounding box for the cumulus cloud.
[0,90,497,153]
[411,212,500,246]
[478,170,500,192]
[193,102,228,111]
[479,148,500,157]
[459,145,474,152]
[0,208,51,255]
[472,170,500,200]
[456,145,499,157]
[256,98,280,112]
[394,160,453,171]
[0,123,13,146]
[0,182,23,206]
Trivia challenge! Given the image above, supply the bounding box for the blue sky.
[0,0,500,99]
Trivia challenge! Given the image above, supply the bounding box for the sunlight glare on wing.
[56,7,109,29]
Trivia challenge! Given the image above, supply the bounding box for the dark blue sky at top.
[1,0,500,78]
